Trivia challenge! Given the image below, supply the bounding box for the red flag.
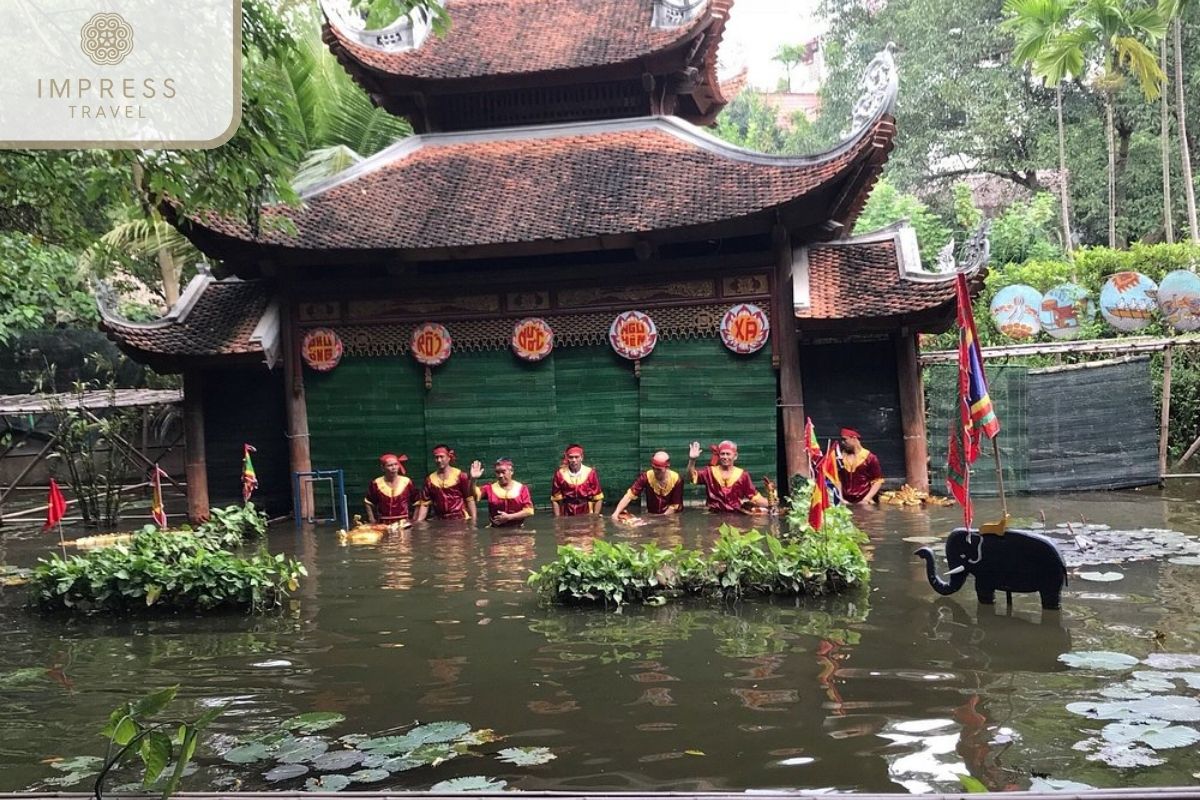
[808,455,830,530]
[948,273,999,526]
[821,441,843,506]
[43,479,66,530]
[150,465,167,528]
[947,416,972,526]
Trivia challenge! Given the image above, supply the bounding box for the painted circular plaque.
[720,303,770,354]
[989,284,1043,340]
[609,311,658,360]
[410,322,452,366]
[1100,271,1158,332]
[301,328,343,371]
[1038,283,1095,340]
[511,318,554,361]
[1157,270,1200,331]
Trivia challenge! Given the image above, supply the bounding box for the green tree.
[0,234,97,342]
[1168,0,1199,240]
[853,179,951,265]
[773,43,809,93]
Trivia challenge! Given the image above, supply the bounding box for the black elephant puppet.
[915,527,1068,610]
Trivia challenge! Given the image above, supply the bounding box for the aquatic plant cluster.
[527,520,870,606]
[28,504,303,613]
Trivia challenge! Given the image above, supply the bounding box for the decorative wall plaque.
[720,303,770,354]
[511,318,554,362]
[301,328,344,371]
[609,311,658,360]
[411,322,452,366]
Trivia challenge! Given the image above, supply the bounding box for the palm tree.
[1169,0,1199,241]
[1039,0,1168,247]
[1003,0,1078,255]
[1161,34,1174,242]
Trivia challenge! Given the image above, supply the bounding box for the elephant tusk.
[945,566,967,575]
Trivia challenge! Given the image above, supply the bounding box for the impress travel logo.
[1,1,240,148]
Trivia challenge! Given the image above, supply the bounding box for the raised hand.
[687,441,701,460]
[469,460,484,480]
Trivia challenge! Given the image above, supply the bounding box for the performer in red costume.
[550,444,603,516]
[685,440,769,513]
[364,453,415,523]
[475,458,535,527]
[415,445,478,521]
[837,428,884,505]
[611,451,684,517]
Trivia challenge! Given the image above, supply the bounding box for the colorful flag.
[242,443,258,503]
[43,478,67,530]
[821,441,843,506]
[948,273,999,526]
[808,453,830,530]
[150,465,167,528]
[804,417,822,460]
[947,416,972,526]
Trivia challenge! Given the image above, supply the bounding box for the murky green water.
[4,487,1200,793]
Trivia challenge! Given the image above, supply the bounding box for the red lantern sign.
[609,311,658,360]
[511,318,554,362]
[720,303,770,354]
[411,322,452,366]
[301,328,343,371]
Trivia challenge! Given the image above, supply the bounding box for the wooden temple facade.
[99,0,963,519]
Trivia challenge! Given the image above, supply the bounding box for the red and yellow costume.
[417,467,474,519]
[624,469,683,514]
[838,448,883,503]
[477,481,534,527]
[365,475,415,521]
[551,465,603,515]
[692,466,764,513]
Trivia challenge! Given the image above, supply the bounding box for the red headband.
[710,440,737,466]
[379,453,407,474]
[840,428,860,440]
[561,444,584,467]
[651,451,670,468]
[494,457,513,468]
[432,446,456,463]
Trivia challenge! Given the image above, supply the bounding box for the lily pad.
[1058,651,1139,670]
[1144,653,1200,670]
[356,734,421,754]
[1069,695,1200,722]
[283,712,346,734]
[902,536,941,544]
[1167,555,1200,565]
[311,750,364,772]
[348,768,391,783]
[1085,742,1165,769]
[1139,725,1200,749]
[41,772,93,787]
[457,728,503,746]
[49,756,102,773]
[1077,571,1123,582]
[496,746,556,766]
[223,742,273,764]
[408,743,459,766]
[431,776,508,792]
[264,764,309,782]
[304,774,351,792]
[276,737,330,764]
[407,721,471,744]
[1028,777,1095,792]
[378,756,425,773]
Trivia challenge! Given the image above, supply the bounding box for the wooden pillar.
[1159,344,1173,480]
[281,301,313,517]
[182,370,210,522]
[895,330,929,493]
[773,224,809,480]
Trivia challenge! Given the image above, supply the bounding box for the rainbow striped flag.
[242,443,258,503]
[948,273,1000,526]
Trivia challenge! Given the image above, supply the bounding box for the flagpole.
[56,521,66,559]
[990,437,1009,522]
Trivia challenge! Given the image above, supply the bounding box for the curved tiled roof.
[185,114,895,256]
[323,0,718,81]
[98,277,273,359]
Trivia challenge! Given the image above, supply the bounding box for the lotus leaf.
[349,768,391,783]
[1028,777,1094,791]
[223,742,273,764]
[1132,670,1200,690]
[311,750,364,771]
[1144,653,1200,670]
[264,764,309,782]
[49,756,102,772]
[407,720,471,744]
[304,774,351,792]
[457,728,503,746]
[1138,725,1200,749]
[356,734,421,754]
[1058,651,1139,670]
[283,712,346,733]
[1077,571,1123,582]
[41,772,92,787]
[1085,742,1165,768]
[408,742,459,766]
[496,746,556,766]
[276,737,330,764]
[431,776,508,792]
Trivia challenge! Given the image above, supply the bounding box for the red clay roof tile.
[800,238,957,321]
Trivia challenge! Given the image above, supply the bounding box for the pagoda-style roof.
[321,0,736,129]
[179,109,896,267]
[793,223,969,330]
[97,276,278,372]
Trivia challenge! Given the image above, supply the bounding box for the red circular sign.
[511,318,554,362]
[609,311,658,360]
[301,328,343,371]
[411,322,452,366]
[720,303,770,354]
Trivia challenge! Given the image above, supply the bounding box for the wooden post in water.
[1160,344,1174,480]
[772,223,809,480]
[281,300,314,518]
[895,329,929,492]
[182,370,210,523]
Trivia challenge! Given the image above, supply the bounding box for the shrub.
[195,502,269,548]
[30,527,305,613]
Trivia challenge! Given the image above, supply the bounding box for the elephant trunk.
[915,547,968,596]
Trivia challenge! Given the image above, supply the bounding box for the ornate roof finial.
[935,237,957,274]
[958,220,991,273]
[321,0,438,53]
[842,42,898,137]
[652,0,707,29]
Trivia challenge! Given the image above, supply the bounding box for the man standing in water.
[364,452,415,523]
[837,428,884,505]
[610,451,683,518]
[551,444,603,516]
[475,457,535,527]
[415,445,478,522]
[685,440,769,513]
